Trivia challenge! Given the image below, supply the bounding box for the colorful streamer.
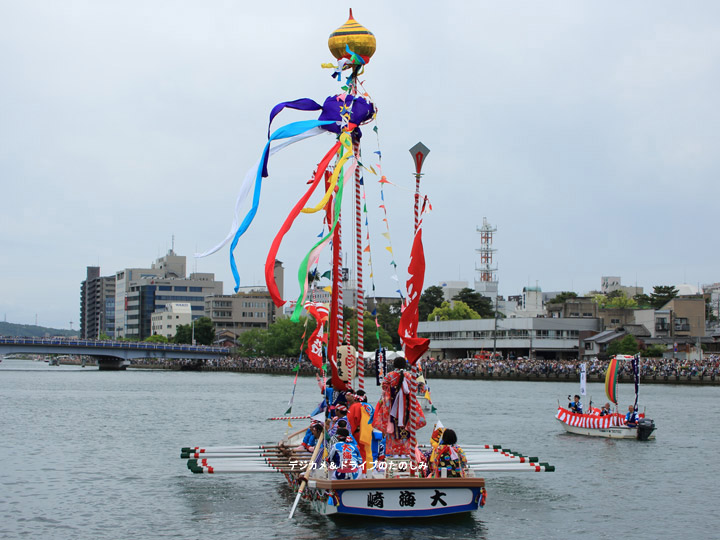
[264,140,341,307]
[605,356,619,405]
[228,119,336,291]
[290,140,356,321]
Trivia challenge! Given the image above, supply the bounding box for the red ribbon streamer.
[264,141,342,306]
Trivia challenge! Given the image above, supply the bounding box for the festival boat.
[181,10,554,520]
[555,354,656,440]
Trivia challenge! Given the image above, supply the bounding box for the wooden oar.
[288,428,324,520]
[471,462,555,472]
[181,445,281,452]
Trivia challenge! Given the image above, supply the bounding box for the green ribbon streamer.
[290,136,352,321]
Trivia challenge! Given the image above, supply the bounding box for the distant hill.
[0,322,78,338]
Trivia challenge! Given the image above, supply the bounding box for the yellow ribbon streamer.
[301,132,353,214]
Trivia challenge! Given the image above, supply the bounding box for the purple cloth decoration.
[268,98,323,138]
[260,94,375,177]
[318,95,375,138]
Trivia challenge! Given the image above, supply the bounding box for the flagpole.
[406,142,430,472]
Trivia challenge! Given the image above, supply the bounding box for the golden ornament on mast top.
[328,9,376,64]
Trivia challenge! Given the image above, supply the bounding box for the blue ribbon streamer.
[230,119,336,292]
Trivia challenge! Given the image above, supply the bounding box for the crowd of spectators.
[433,355,720,379]
[132,353,720,380]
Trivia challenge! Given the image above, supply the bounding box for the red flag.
[397,228,429,365]
[305,302,329,368]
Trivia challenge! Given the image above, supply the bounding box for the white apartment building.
[151,302,192,339]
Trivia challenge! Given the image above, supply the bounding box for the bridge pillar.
[95,356,130,371]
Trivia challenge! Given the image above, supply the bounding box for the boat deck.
[309,477,485,489]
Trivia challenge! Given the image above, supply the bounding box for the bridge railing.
[0,336,229,354]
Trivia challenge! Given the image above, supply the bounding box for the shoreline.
[127,363,720,385]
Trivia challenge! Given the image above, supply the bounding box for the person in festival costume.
[428,428,468,478]
[327,428,362,480]
[347,390,375,472]
[569,394,583,414]
[625,405,638,427]
[311,374,334,418]
[372,356,427,456]
[328,418,356,447]
[298,421,324,452]
[418,424,445,477]
[328,404,348,437]
[600,402,611,416]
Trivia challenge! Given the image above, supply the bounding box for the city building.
[205,287,276,339]
[418,317,601,361]
[500,286,545,318]
[654,295,706,339]
[547,296,598,319]
[79,266,116,339]
[205,260,284,340]
[600,276,643,298]
[439,281,469,302]
[151,302,192,339]
[114,250,222,340]
[702,282,720,320]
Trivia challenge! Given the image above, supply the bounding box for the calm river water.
[1,358,718,539]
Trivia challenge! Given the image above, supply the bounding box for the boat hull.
[555,407,656,440]
[557,419,655,439]
[304,477,485,518]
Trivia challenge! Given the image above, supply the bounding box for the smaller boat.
[555,354,656,441]
[555,407,655,440]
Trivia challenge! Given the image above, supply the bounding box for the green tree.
[428,300,480,321]
[145,334,168,343]
[236,329,269,356]
[174,324,192,344]
[173,317,215,345]
[98,332,111,341]
[265,317,313,357]
[650,285,679,310]
[633,293,653,309]
[376,301,401,349]
[606,334,639,356]
[547,291,578,305]
[362,311,394,351]
[343,311,394,353]
[705,296,718,323]
[642,344,666,357]
[605,291,638,310]
[592,294,608,308]
[419,286,445,322]
[343,305,357,323]
[452,288,494,318]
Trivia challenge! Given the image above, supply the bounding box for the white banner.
[580,363,587,396]
[341,487,474,512]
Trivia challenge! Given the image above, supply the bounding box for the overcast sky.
[2,1,718,330]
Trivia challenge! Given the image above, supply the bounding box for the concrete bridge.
[0,336,230,370]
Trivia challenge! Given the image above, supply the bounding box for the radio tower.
[475,217,498,303]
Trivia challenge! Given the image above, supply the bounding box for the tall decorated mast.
[326,10,376,392]
[197,11,377,394]
[400,142,431,469]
